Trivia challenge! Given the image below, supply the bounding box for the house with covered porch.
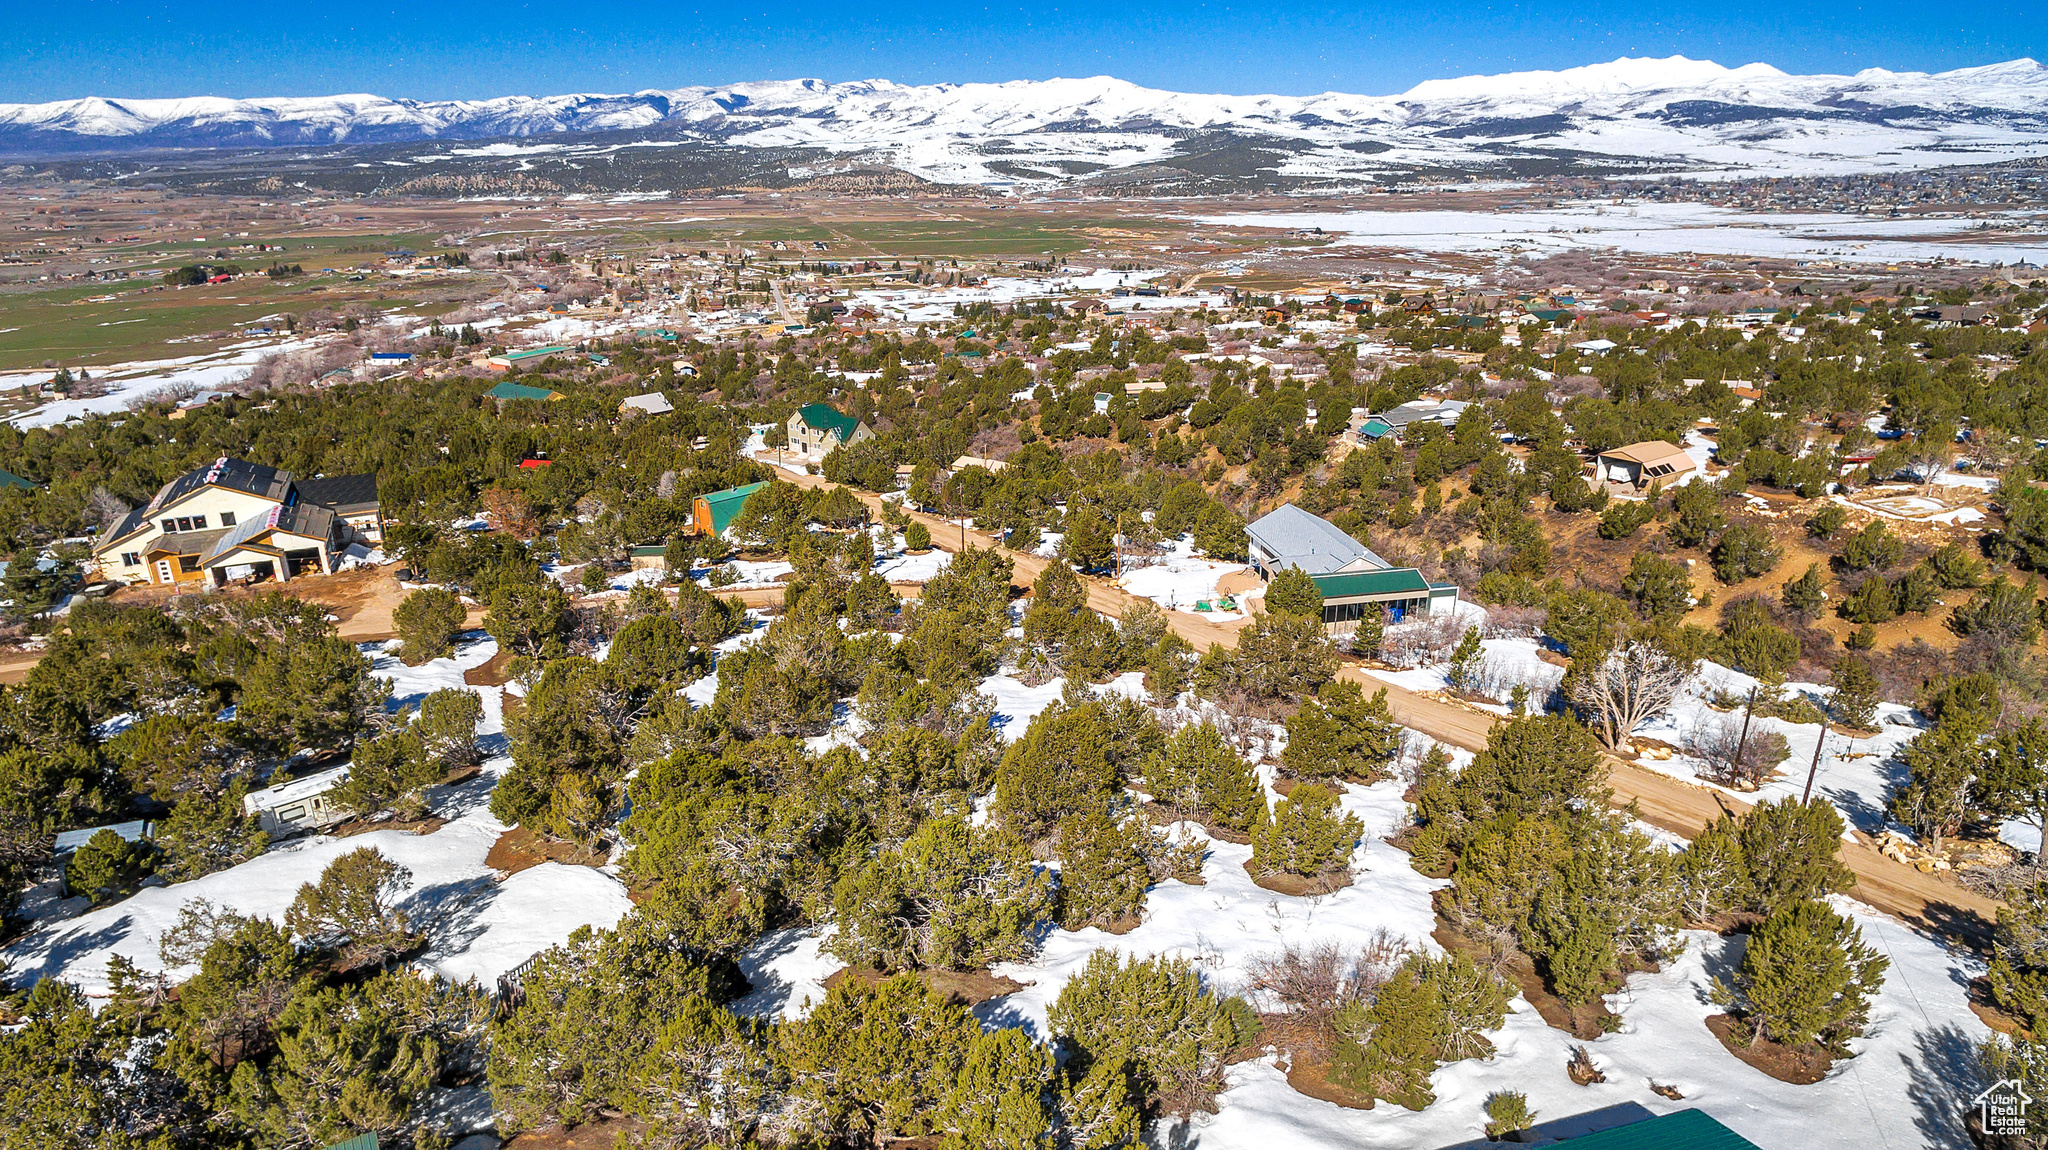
[1244,503,1458,634]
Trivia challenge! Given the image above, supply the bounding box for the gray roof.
[1372,399,1471,429]
[621,392,674,414]
[1244,504,1388,576]
[294,473,379,514]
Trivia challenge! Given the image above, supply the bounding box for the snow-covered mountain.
[5,57,2046,186]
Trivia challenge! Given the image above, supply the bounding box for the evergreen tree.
[1053,806,1156,930]
[156,782,269,882]
[829,815,1054,971]
[1887,713,1992,851]
[1710,523,1783,584]
[1265,567,1324,619]
[1730,899,1887,1052]
[1249,783,1363,879]
[1445,627,1484,694]
[780,976,978,1145]
[392,586,466,665]
[1141,721,1263,834]
[1224,610,1336,699]
[1829,655,1882,729]
[1046,951,1255,1120]
[65,827,156,905]
[1620,552,1692,621]
[938,1026,1059,1150]
[1060,510,1115,573]
[284,848,421,970]
[1280,680,1402,782]
[235,635,388,757]
[1328,952,1510,1111]
[1781,563,1827,620]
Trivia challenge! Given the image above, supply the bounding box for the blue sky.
[3,1,2039,102]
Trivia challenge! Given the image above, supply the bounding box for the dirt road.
[764,459,2004,938]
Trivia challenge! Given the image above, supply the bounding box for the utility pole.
[1802,721,1830,803]
[1733,685,1759,768]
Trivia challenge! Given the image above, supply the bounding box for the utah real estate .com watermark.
[1976,1079,2036,1137]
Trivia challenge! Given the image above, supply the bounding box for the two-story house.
[92,457,381,587]
[786,403,874,458]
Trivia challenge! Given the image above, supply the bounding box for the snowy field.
[1191,200,2048,267]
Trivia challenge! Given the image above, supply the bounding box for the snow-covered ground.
[4,599,2005,1146]
[1118,538,1248,619]
[4,634,634,994]
[1191,200,2048,267]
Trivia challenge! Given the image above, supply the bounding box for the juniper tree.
[1250,783,1363,880]
[1780,563,1827,620]
[65,827,157,905]
[779,976,979,1145]
[1223,610,1336,699]
[1265,566,1324,619]
[392,586,466,665]
[938,1026,1059,1150]
[284,848,420,971]
[1729,899,1887,1052]
[1140,721,1264,834]
[1620,552,1692,621]
[1280,680,1402,782]
[829,815,1054,971]
[155,783,269,883]
[1328,952,1510,1111]
[1046,951,1256,1121]
[1053,806,1157,930]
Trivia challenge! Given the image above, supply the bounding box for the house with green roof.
[691,482,769,538]
[485,380,564,403]
[786,403,873,457]
[1246,502,1458,632]
[0,468,36,491]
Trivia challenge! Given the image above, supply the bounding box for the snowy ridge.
[3,57,2048,182]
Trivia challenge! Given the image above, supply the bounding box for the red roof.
[518,459,553,469]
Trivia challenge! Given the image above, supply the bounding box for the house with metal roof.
[620,392,674,417]
[691,482,770,538]
[1349,399,1472,443]
[91,457,379,587]
[0,468,36,491]
[484,346,573,372]
[1245,503,1458,632]
[786,403,873,458]
[485,380,564,403]
[1594,440,1697,494]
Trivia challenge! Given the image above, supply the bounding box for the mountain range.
[4,57,2046,192]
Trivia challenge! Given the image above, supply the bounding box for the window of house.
[177,555,202,573]
[190,515,207,529]
[219,511,236,527]
[162,519,177,533]
[121,552,140,566]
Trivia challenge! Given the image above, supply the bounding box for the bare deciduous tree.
[1245,931,1411,1060]
[1570,640,1695,748]
[1685,714,1791,790]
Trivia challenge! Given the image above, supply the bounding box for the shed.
[53,819,154,857]
[691,482,769,538]
[0,468,36,491]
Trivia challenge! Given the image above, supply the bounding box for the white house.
[91,458,380,587]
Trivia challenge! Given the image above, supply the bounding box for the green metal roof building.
[787,403,873,455]
[1553,1109,1762,1150]
[486,381,563,402]
[0,468,35,491]
[692,481,769,538]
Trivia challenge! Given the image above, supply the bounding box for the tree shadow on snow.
[407,874,499,961]
[730,928,806,1018]
[1903,1021,1983,1149]
[6,912,137,985]
[426,770,499,823]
